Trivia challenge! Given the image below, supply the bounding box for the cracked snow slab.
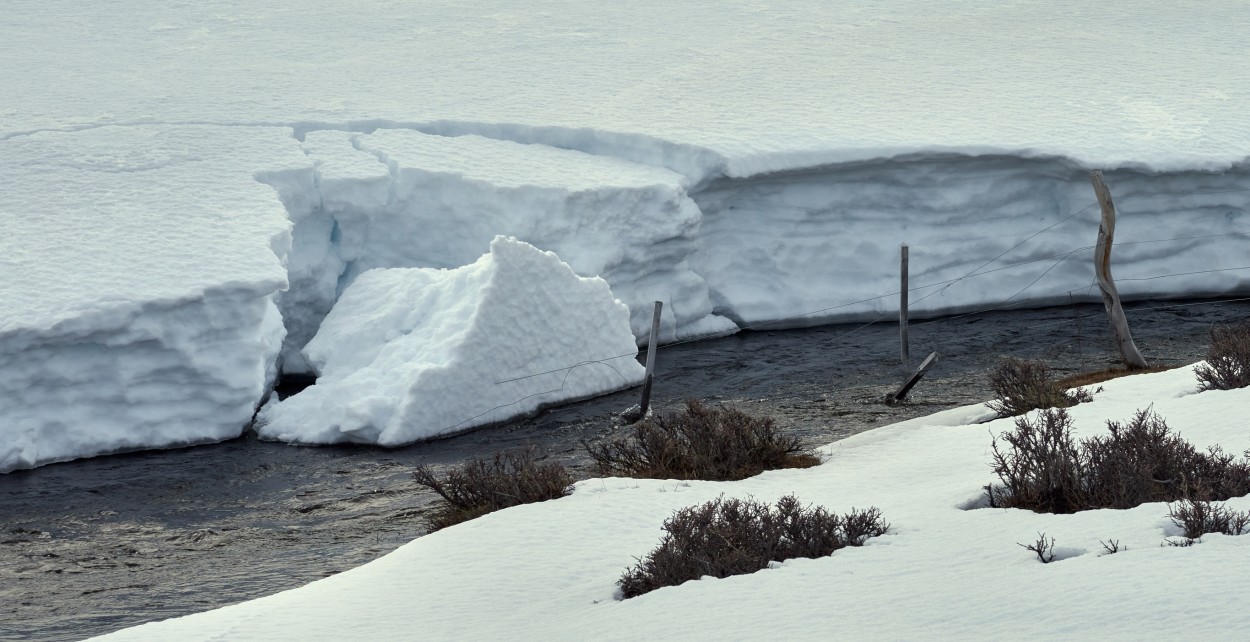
[272,129,733,372]
[0,125,312,471]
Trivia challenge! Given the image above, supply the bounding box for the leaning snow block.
[257,236,646,445]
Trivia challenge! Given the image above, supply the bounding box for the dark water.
[2,298,1247,641]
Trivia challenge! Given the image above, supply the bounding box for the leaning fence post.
[900,243,910,364]
[638,301,663,418]
[889,351,938,403]
[1089,170,1148,369]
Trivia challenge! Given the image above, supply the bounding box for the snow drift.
[257,236,645,445]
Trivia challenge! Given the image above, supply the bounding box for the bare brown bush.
[987,408,1086,513]
[1195,320,1250,391]
[987,357,1092,417]
[1168,499,1250,540]
[1018,532,1056,563]
[412,448,573,530]
[619,495,887,599]
[583,399,819,481]
[986,408,1250,514]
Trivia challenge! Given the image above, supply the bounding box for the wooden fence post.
[889,351,938,403]
[1089,170,1148,369]
[900,243,910,364]
[638,301,663,418]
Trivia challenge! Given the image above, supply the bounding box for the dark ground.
[2,298,1247,641]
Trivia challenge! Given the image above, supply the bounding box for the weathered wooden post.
[900,243,910,364]
[1089,170,1148,369]
[638,301,663,418]
[889,351,938,403]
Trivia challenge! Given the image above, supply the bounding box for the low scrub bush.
[619,495,887,598]
[1195,320,1250,391]
[1019,532,1056,563]
[412,448,573,530]
[1168,499,1250,540]
[987,357,1092,417]
[583,399,819,481]
[986,407,1250,514]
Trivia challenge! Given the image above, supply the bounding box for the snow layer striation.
[257,236,645,445]
[0,126,309,472]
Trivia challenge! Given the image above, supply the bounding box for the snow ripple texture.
[256,236,645,446]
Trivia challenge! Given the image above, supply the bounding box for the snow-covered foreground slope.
[0,126,309,472]
[257,237,645,445]
[95,366,1250,641]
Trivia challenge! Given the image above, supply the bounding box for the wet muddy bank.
[3,298,1248,641]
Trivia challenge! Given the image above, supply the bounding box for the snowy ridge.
[94,365,1250,640]
[257,236,645,446]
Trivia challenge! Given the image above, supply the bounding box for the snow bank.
[0,125,309,472]
[257,236,645,445]
[94,365,1250,641]
[694,155,1250,326]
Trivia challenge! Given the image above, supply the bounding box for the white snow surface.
[0,126,309,472]
[97,366,1250,640]
[258,237,645,445]
[6,1,1250,176]
[3,1,1250,468]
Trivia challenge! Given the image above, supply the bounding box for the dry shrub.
[987,357,1092,417]
[1195,321,1250,391]
[1019,532,1056,563]
[412,448,573,530]
[1168,499,1250,540]
[986,408,1250,514]
[987,408,1085,513]
[619,495,887,599]
[583,399,819,481]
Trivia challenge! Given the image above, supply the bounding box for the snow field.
[6,2,1250,176]
[97,365,1250,640]
[2,0,1248,472]
[257,236,646,445]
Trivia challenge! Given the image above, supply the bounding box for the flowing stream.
[3,298,1248,641]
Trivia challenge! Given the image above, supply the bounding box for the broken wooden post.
[890,351,937,403]
[900,243,910,364]
[638,301,663,418]
[1089,170,1148,369]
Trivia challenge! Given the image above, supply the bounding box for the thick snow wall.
[0,125,306,473]
[693,154,1250,327]
[258,236,645,445]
